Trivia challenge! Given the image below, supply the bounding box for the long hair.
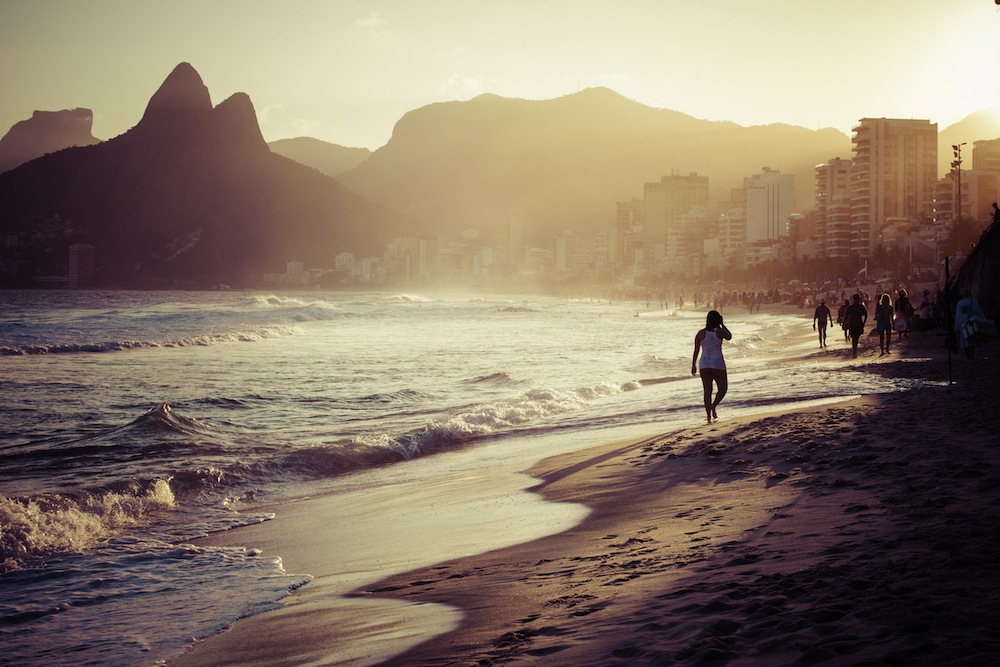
[705,310,723,330]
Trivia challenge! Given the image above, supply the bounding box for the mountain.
[939,109,1000,176]
[335,88,852,241]
[268,137,371,177]
[0,63,411,288]
[0,108,101,174]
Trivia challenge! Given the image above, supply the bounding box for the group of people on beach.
[812,287,937,357]
[691,285,992,422]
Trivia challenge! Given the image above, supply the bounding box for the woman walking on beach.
[692,310,732,423]
[894,288,914,339]
[844,294,868,358]
[874,294,894,355]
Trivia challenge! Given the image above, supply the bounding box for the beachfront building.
[850,118,938,258]
[416,234,438,284]
[934,168,1000,228]
[744,167,795,244]
[825,195,854,259]
[718,207,746,270]
[814,158,852,258]
[612,198,645,271]
[672,206,713,276]
[972,137,1000,173]
[334,252,355,271]
[642,173,710,275]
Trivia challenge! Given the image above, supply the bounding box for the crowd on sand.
[804,284,991,361]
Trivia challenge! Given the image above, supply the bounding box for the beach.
[173,328,1000,666]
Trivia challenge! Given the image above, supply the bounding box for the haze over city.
[3,0,1000,150]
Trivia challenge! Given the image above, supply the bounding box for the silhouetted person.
[955,288,987,359]
[844,293,868,359]
[874,293,894,355]
[894,289,913,339]
[692,310,732,423]
[837,299,850,341]
[813,298,833,348]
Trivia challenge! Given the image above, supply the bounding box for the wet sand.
[175,328,1000,666]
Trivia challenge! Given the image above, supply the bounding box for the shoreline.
[173,330,1000,666]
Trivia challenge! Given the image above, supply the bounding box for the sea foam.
[0,480,175,572]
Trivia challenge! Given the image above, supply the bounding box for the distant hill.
[268,137,371,177]
[7,64,998,289]
[335,88,852,241]
[0,63,412,288]
[0,108,101,174]
[939,109,1000,176]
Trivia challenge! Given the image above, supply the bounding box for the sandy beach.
[175,328,1000,666]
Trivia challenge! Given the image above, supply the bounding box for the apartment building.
[744,167,796,244]
[814,158,852,258]
[642,172,710,273]
[850,118,938,257]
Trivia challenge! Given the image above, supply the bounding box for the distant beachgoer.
[691,310,732,423]
[837,299,850,341]
[894,289,914,338]
[955,288,987,359]
[919,290,931,319]
[844,293,868,359]
[813,298,833,348]
[874,294,894,355]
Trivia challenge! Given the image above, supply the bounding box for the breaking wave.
[0,480,176,572]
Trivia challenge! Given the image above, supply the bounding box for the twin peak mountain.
[0,62,850,288]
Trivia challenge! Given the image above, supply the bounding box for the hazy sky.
[2,1,999,150]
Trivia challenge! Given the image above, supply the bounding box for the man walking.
[813,298,833,348]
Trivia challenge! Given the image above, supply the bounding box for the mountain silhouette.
[268,137,371,177]
[938,109,1000,175]
[0,63,410,288]
[6,64,994,290]
[335,87,852,241]
[0,108,101,174]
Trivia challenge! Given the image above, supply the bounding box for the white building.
[744,167,796,244]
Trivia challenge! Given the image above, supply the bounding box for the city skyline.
[2,1,1000,151]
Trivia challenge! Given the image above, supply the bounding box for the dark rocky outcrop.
[0,63,410,288]
[0,108,101,173]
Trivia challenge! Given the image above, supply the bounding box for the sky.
[2,0,999,150]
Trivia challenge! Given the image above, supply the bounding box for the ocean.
[0,289,932,666]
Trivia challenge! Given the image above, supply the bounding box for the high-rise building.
[815,158,852,258]
[850,118,937,257]
[643,173,710,272]
[554,230,577,273]
[417,234,438,283]
[936,169,1000,229]
[614,199,644,267]
[744,167,795,244]
[972,138,1000,173]
[718,207,746,269]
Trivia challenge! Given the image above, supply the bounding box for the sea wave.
[357,388,438,403]
[0,325,301,355]
[462,372,524,386]
[349,379,642,460]
[0,480,176,572]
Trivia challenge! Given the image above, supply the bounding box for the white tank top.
[699,328,726,370]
